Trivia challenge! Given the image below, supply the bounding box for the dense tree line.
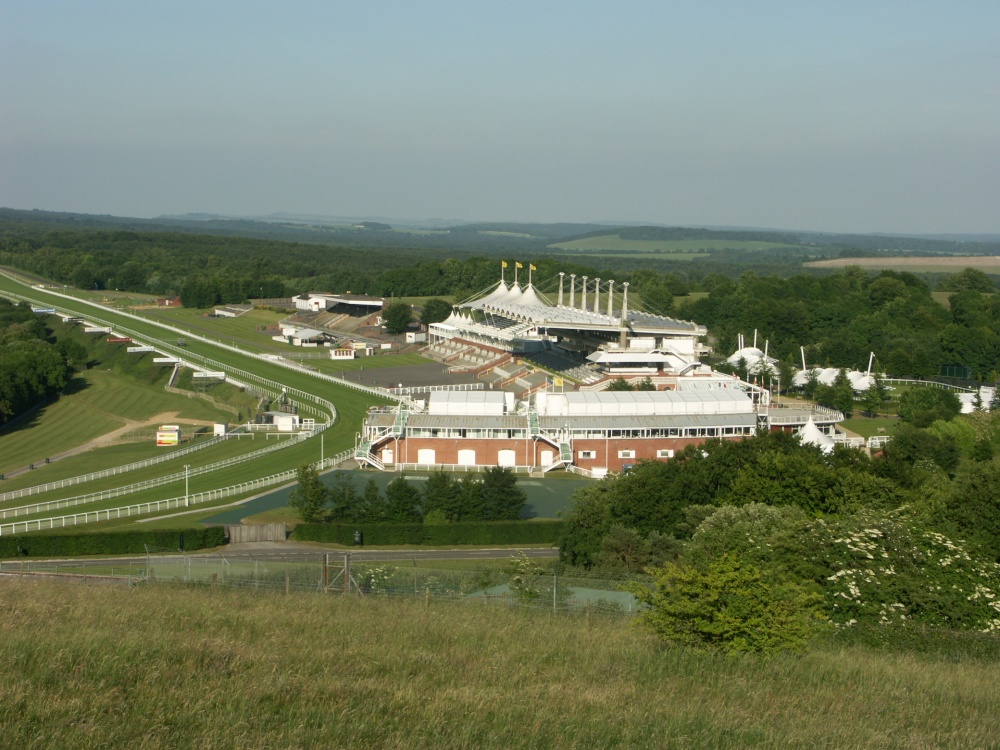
[681,268,1000,381]
[290,467,528,525]
[0,301,75,425]
[560,412,1000,642]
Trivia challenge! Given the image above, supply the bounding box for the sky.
[1,1,998,234]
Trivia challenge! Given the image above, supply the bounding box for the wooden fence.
[225,523,288,543]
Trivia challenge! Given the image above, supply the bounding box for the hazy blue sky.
[2,1,998,233]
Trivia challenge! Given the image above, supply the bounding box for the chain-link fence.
[1,551,643,618]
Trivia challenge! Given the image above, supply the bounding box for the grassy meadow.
[804,256,1000,274]
[548,234,807,257]
[1,579,998,749]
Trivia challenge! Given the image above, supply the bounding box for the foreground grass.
[1,580,998,749]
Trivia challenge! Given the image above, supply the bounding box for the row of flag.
[501,261,536,270]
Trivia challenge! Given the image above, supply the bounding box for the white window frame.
[617,449,636,459]
[578,450,596,459]
[657,449,675,459]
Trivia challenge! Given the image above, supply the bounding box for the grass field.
[804,256,1000,273]
[0,369,235,476]
[549,235,807,255]
[2,580,997,749]
[840,415,900,438]
[134,306,291,353]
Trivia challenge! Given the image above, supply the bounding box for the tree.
[862,373,889,417]
[385,476,421,521]
[605,377,634,391]
[328,472,359,520]
[419,298,452,327]
[289,464,328,523]
[382,302,413,334]
[635,377,656,391]
[357,478,386,521]
[422,470,462,521]
[481,466,527,520]
[897,387,962,427]
[624,556,822,654]
[830,369,856,417]
[939,268,995,293]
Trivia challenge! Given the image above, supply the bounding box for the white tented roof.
[798,417,835,454]
[535,389,753,417]
[427,390,508,416]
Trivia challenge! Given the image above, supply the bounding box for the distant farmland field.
[548,234,806,258]
[805,256,1000,273]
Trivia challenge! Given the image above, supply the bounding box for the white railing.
[0,434,228,502]
[882,378,976,393]
[867,435,893,449]
[0,428,320,520]
[384,383,485,396]
[390,463,533,474]
[0,447,356,537]
[832,435,866,448]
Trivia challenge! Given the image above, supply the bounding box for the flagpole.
[528,263,532,287]
[514,262,518,286]
[501,261,505,284]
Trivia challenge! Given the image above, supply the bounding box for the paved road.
[20,545,559,567]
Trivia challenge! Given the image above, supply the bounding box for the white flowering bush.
[359,565,396,595]
[778,510,1000,632]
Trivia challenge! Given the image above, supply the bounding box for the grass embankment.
[1,580,998,749]
[0,369,235,476]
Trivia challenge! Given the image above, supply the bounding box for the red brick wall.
[385,435,734,471]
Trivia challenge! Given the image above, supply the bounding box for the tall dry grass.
[1,579,998,749]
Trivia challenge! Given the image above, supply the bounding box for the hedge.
[292,520,565,546]
[0,527,227,558]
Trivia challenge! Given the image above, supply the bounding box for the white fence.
[0,448,355,537]
[384,383,485,396]
[0,434,229,503]
[0,427,325,520]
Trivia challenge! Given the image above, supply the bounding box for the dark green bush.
[0,527,226,558]
[293,521,564,546]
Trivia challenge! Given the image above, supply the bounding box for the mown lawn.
[1,580,997,749]
[0,369,235,476]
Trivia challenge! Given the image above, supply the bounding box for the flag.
[501,261,508,268]
[516,262,523,269]
[530,264,537,271]
[553,377,563,387]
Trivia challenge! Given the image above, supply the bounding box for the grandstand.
[429,268,709,384]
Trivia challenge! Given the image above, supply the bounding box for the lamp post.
[184,464,190,507]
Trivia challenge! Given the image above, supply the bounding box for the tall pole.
[184,464,190,507]
[581,276,588,311]
[569,274,576,308]
[593,278,601,314]
[607,281,615,318]
[558,272,565,307]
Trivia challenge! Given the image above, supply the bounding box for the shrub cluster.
[0,527,226,558]
[292,520,563,546]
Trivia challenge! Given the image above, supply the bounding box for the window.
[657,449,675,459]
[578,450,596,459]
[618,449,635,459]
